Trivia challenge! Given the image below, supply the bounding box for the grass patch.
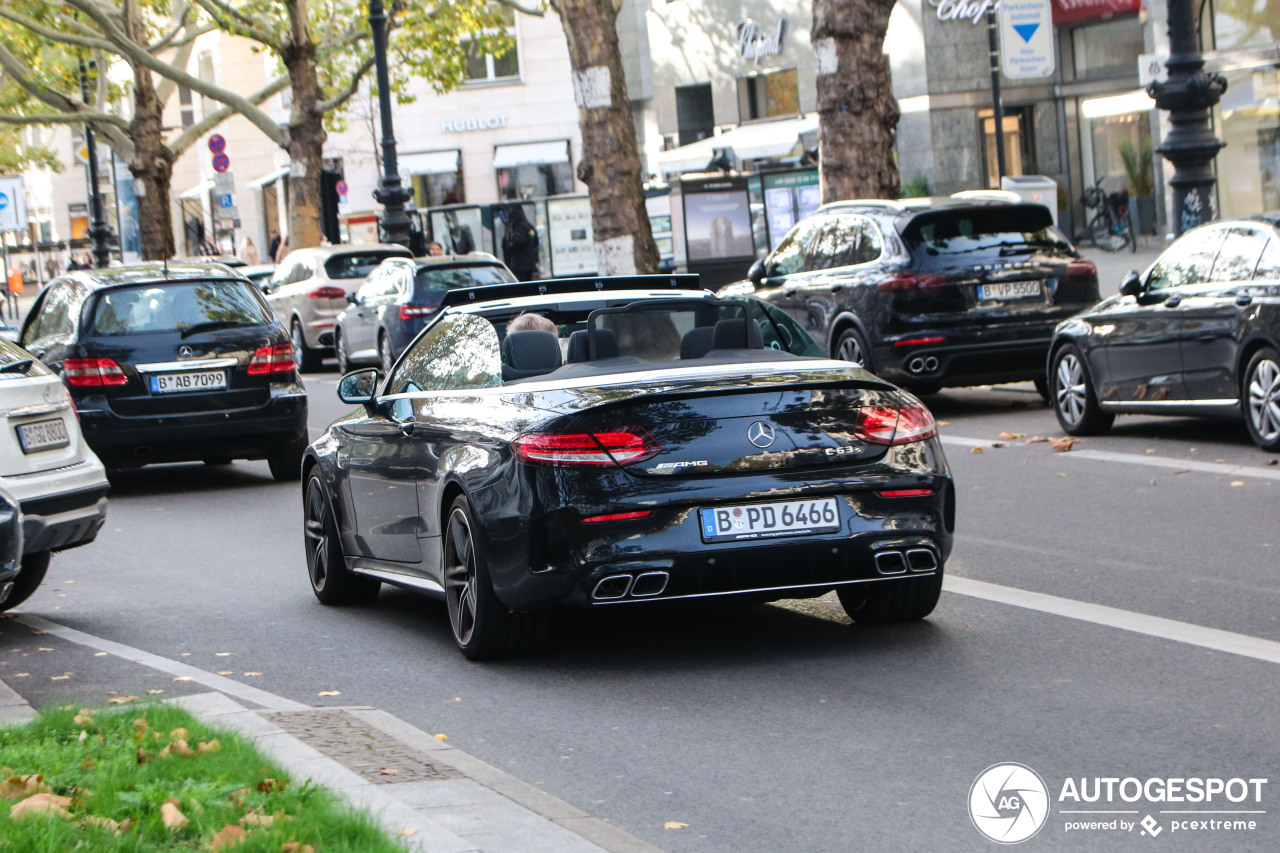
[0,702,408,852]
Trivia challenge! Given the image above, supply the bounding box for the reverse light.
[876,272,949,292]
[854,402,938,445]
[64,358,128,387]
[512,429,660,467]
[248,343,296,375]
[398,304,439,321]
[581,510,653,524]
[307,285,347,300]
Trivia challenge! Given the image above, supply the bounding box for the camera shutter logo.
[969,763,1050,844]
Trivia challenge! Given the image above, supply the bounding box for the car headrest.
[711,317,763,350]
[566,327,620,362]
[680,326,716,360]
[501,330,562,381]
[566,329,590,363]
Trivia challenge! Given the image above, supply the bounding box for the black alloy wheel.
[1051,345,1114,435]
[837,571,943,623]
[1243,346,1280,452]
[834,327,874,372]
[335,329,351,375]
[292,321,323,373]
[0,550,50,612]
[304,474,379,605]
[443,495,547,660]
[378,331,394,377]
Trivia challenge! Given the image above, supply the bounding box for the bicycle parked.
[1082,177,1136,253]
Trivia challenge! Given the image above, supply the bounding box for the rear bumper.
[18,482,109,555]
[874,324,1058,388]
[78,391,307,466]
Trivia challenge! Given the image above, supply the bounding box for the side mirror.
[1119,271,1143,297]
[337,368,380,406]
[747,258,766,285]
[346,292,359,304]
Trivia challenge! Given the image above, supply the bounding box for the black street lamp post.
[79,60,114,268]
[1147,0,1227,236]
[368,0,413,249]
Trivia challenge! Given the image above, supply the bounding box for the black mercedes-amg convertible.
[303,276,955,659]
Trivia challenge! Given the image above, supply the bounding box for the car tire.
[335,329,351,375]
[378,331,394,376]
[833,327,874,372]
[0,550,50,612]
[267,437,307,482]
[303,473,380,605]
[1243,346,1280,452]
[1033,376,1051,403]
[1051,345,1114,436]
[837,570,942,624]
[443,495,548,661]
[292,321,323,373]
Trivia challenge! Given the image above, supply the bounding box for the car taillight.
[247,343,296,375]
[64,358,128,387]
[876,272,950,292]
[307,285,347,299]
[876,488,936,498]
[1065,260,1098,285]
[398,304,439,321]
[512,428,660,466]
[581,510,653,524]
[854,401,938,445]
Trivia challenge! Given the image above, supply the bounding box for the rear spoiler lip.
[440,275,703,308]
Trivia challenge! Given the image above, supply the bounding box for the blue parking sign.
[219,194,233,208]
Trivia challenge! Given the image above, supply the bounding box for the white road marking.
[945,576,1280,666]
[939,434,1280,481]
[13,614,308,711]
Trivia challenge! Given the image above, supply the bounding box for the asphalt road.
[3,368,1277,852]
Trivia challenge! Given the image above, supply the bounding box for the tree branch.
[0,110,127,130]
[169,74,290,154]
[0,8,116,52]
[497,0,547,16]
[316,54,375,113]
[187,0,281,50]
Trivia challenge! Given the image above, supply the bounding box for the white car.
[0,337,109,611]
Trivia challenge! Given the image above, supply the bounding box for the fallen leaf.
[1022,435,1049,443]
[280,843,316,853]
[79,730,88,743]
[215,652,231,656]
[997,432,1026,440]
[1,773,51,799]
[180,652,191,656]
[210,823,246,850]
[73,709,93,726]
[218,671,234,676]
[971,446,983,453]
[147,689,165,695]
[443,697,461,703]
[379,768,398,776]
[434,733,448,741]
[31,630,45,636]
[37,647,53,652]
[257,779,287,794]
[1230,480,1245,487]
[173,676,192,682]
[199,739,221,753]
[243,671,263,677]
[240,811,275,827]
[10,792,72,821]
[990,442,1004,448]
[50,674,70,680]
[316,691,341,697]
[937,420,950,427]
[81,814,121,834]
[1049,437,1076,452]
[1268,459,1278,467]
[396,828,418,838]
[12,673,27,677]
[93,652,107,657]
[664,821,689,830]
[107,695,138,704]
[228,788,251,803]
[161,800,188,830]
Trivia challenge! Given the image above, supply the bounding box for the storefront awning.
[493,140,570,169]
[247,166,290,189]
[176,180,213,200]
[656,114,820,174]
[401,150,459,175]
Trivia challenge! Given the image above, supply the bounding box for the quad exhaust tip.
[593,575,633,600]
[875,548,938,575]
[907,356,940,375]
[592,570,670,600]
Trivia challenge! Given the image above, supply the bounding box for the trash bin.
[1000,175,1059,227]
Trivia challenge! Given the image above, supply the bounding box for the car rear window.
[86,280,274,336]
[902,206,1067,258]
[325,251,410,280]
[413,264,516,302]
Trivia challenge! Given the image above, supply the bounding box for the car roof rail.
[440,275,702,308]
[818,199,906,214]
[950,190,1022,203]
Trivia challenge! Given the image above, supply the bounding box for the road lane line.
[13,614,308,711]
[945,576,1280,666]
[939,434,1280,481]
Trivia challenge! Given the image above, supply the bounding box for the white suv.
[265,244,412,371]
[0,338,109,611]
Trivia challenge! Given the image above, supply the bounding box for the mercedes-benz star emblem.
[747,421,776,448]
[178,345,194,358]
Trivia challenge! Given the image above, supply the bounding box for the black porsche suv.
[720,195,1100,394]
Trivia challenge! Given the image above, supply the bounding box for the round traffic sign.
[208,134,226,154]
[336,180,348,197]
[0,192,8,210]
[212,152,230,173]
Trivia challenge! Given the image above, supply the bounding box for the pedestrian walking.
[268,229,282,261]
[5,266,22,320]
[499,204,539,282]
[239,236,260,265]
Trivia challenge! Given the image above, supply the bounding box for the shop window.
[1216,67,1280,218]
[737,68,799,121]
[178,87,194,129]
[979,108,1034,188]
[465,7,519,83]
[1070,17,1144,81]
[1206,0,1280,51]
[676,83,715,146]
[495,142,572,200]
[412,171,465,208]
[198,52,216,119]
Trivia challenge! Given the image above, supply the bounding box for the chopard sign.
[737,19,787,64]
[928,0,1000,24]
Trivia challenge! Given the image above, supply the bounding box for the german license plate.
[699,497,841,543]
[150,371,227,393]
[16,418,70,453]
[977,281,1041,300]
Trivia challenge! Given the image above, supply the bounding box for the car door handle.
[1235,294,1253,306]
[1164,296,1182,308]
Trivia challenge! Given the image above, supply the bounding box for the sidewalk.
[0,678,663,853]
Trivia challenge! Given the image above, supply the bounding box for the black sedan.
[304,276,954,659]
[19,263,309,476]
[719,195,1100,395]
[1048,216,1280,451]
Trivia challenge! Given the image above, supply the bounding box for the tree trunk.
[128,69,176,260]
[811,0,900,202]
[283,43,325,250]
[555,0,657,275]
